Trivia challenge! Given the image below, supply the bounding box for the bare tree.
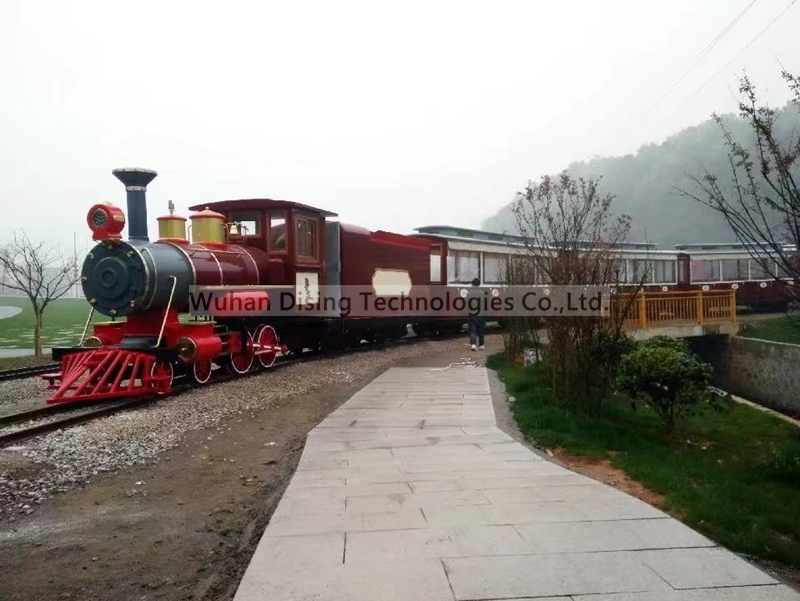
[510,171,644,412]
[0,231,81,356]
[675,70,800,299]
[501,255,543,362]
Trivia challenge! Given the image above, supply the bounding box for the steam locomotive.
[44,168,462,404]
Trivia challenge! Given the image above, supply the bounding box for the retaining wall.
[690,335,800,418]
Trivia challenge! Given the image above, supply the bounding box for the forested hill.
[481,105,800,247]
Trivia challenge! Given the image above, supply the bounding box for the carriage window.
[678,259,687,283]
[229,211,260,237]
[269,213,287,252]
[749,258,773,280]
[614,260,629,284]
[631,260,653,283]
[296,216,318,259]
[448,250,480,283]
[430,246,442,282]
[691,259,720,282]
[654,260,675,283]
[484,253,508,284]
[721,259,748,280]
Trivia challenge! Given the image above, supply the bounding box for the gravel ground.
[0,377,51,417]
[0,337,470,522]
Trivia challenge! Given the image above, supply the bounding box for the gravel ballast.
[0,338,470,521]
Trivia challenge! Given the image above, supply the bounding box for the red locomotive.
[44,168,462,404]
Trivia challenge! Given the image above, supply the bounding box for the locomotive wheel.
[224,331,254,375]
[254,324,279,368]
[149,361,174,394]
[191,358,213,384]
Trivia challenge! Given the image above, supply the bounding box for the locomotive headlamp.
[87,202,126,241]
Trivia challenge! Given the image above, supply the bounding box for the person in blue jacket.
[466,277,486,350]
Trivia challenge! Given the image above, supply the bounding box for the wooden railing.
[613,290,737,330]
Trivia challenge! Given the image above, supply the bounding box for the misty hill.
[481,105,800,247]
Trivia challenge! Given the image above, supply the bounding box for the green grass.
[739,315,800,345]
[488,354,800,570]
[0,296,100,351]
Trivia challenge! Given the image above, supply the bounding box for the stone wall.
[690,335,800,417]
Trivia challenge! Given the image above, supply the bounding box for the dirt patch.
[545,449,671,514]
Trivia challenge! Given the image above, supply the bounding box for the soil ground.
[0,336,503,601]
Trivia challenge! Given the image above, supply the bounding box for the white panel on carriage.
[371,269,412,296]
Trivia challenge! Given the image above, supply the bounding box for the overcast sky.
[1,0,797,252]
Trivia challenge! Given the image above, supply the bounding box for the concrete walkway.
[233,365,800,601]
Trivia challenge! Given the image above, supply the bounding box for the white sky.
[1,0,798,253]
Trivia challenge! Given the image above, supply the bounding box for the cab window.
[269,212,287,252]
[296,216,318,259]
[229,211,260,237]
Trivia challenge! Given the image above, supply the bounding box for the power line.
[647,0,797,135]
[611,0,760,138]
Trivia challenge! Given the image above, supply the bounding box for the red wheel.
[224,331,254,375]
[149,361,174,394]
[254,324,280,368]
[191,358,213,384]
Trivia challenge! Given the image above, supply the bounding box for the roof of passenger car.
[188,198,338,217]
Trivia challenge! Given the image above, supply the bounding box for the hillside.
[481,105,800,247]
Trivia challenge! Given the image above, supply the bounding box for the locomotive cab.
[189,199,336,295]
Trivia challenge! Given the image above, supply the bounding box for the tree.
[0,231,81,356]
[510,171,646,412]
[675,70,800,299]
[617,336,726,432]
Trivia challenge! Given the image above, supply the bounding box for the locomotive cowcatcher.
[43,167,456,404]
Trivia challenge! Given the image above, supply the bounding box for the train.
[412,225,796,312]
[42,168,795,405]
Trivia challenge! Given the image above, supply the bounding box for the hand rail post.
[695,291,704,325]
[79,307,95,345]
[638,292,647,329]
[156,276,178,347]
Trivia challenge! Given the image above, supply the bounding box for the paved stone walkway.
[233,365,800,601]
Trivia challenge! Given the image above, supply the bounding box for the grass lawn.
[487,353,800,573]
[739,314,800,345]
[0,296,101,367]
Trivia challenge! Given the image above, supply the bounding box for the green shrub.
[638,335,689,353]
[616,339,724,431]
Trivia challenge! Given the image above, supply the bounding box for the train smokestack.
[112,168,158,243]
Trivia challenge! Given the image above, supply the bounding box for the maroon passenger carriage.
[44,168,461,405]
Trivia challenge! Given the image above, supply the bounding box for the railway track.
[0,397,156,447]
[0,354,309,448]
[0,329,472,447]
[0,363,60,382]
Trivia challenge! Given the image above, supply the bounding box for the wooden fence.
[613,290,737,330]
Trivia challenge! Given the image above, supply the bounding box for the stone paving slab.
[233,366,800,601]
